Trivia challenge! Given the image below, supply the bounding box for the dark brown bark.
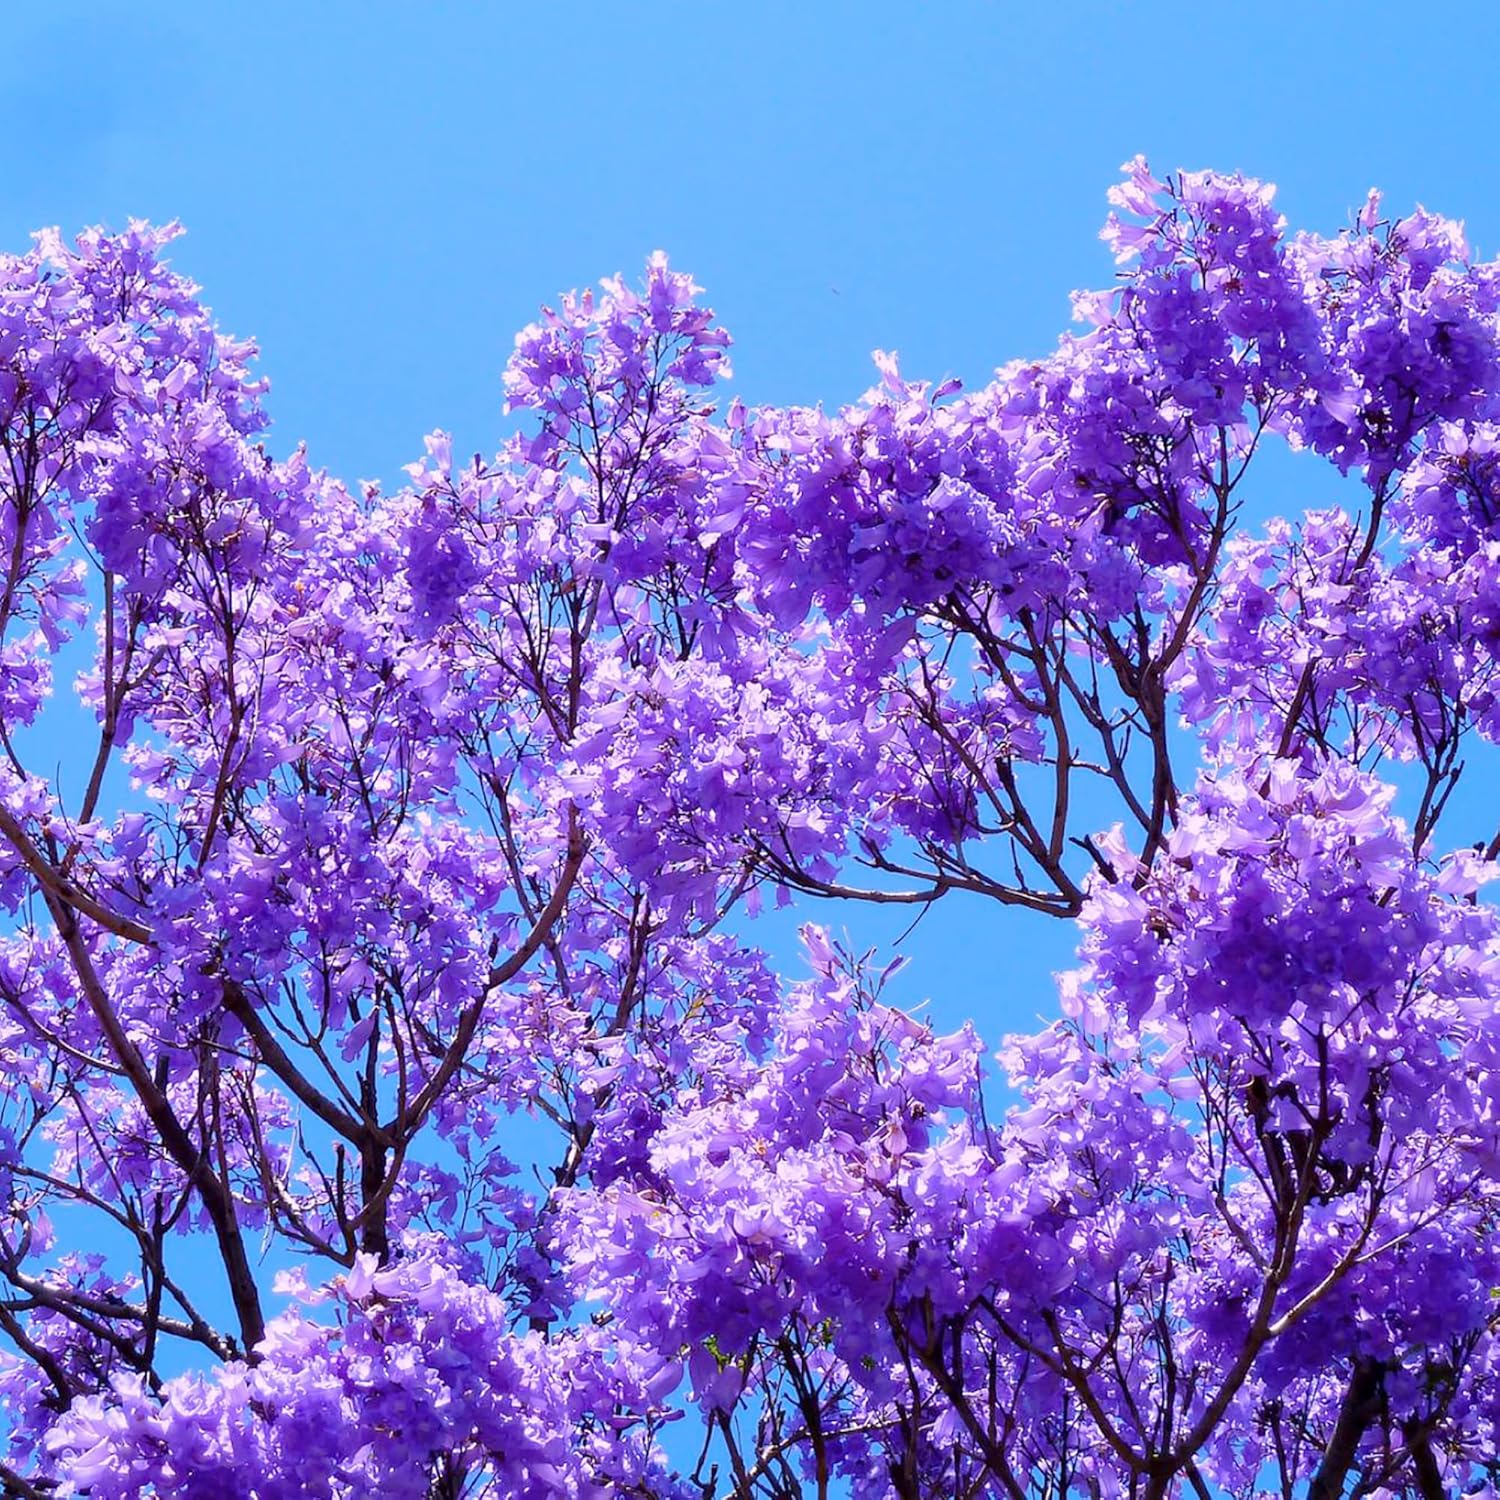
[1308,1359,1385,1500]
[1404,1422,1447,1500]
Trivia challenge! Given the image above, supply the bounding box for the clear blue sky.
[9,0,1500,1033]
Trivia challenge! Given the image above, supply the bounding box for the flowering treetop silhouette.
[0,161,1498,1497]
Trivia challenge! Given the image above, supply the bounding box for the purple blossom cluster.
[1,163,1500,1496]
[46,1239,685,1499]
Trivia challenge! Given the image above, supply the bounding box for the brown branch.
[43,892,265,1355]
[221,980,378,1148]
[1308,1358,1385,1500]
[388,807,586,1136]
[0,803,152,944]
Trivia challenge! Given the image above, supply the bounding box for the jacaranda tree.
[0,160,1498,1497]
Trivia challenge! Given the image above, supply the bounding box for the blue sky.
[8,0,1500,1032]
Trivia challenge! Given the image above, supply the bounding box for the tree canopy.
[1,162,1499,1497]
